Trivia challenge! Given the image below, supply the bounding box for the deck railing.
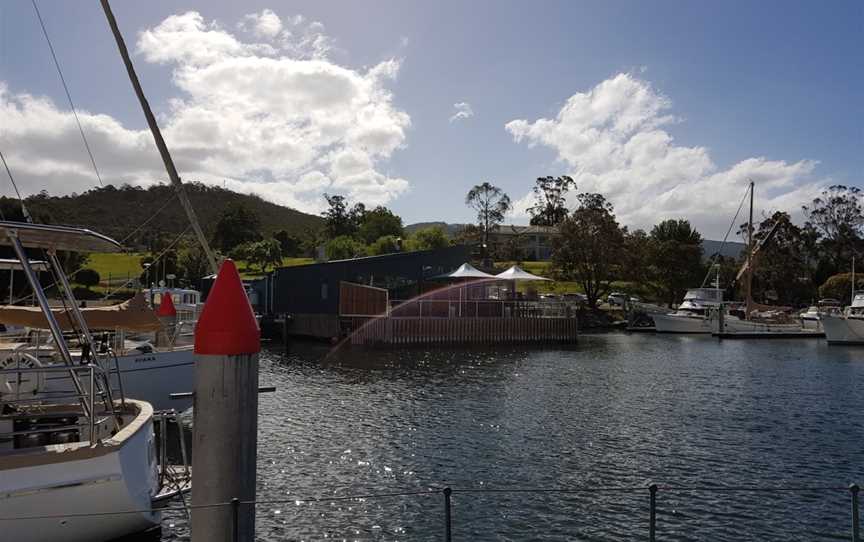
[388,299,579,319]
[0,482,860,541]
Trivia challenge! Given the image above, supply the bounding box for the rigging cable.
[700,184,751,287]
[31,0,104,187]
[0,147,30,221]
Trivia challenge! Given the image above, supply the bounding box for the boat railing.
[387,299,579,319]
[0,363,113,444]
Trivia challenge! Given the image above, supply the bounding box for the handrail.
[1,363,108,442]
[0,482,859,542]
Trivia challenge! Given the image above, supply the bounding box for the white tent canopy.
[438,263,497,280]
[495,265,552,281]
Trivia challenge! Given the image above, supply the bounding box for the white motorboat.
[0,221,169,541]
[822,293,864,345]
[653,288,723,334]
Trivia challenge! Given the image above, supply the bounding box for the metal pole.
[7,232,90,417]
[8,266,13,305]
[443,487,452,542]
[99,0,218,275]
[231,498,240,542]
[89,364,96,443]
[47,251,118,421]
[852,484,860,542]
[745,180,754,320]
[649,483,657,542]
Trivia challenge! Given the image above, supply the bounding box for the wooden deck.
[347,316,578,346]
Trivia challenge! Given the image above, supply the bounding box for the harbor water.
[158,333,864,541]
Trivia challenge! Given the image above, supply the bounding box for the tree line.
[459,177,863,309]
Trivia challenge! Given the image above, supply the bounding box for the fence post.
[232,497,240,542]
[443,487,452,542]
[852,484,860,542]
[649,483,657,542]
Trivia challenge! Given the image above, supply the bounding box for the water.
[159,333,864,541]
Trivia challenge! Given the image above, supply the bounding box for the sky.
[0,0,861,239]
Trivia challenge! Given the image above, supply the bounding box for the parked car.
[607,292,628,306]
[563,293,587,303]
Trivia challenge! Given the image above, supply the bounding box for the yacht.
[653,288,724,333]
[0,221,168,541]
[800,299,841,331]
[821,293,864,345]
[0,290,195,412]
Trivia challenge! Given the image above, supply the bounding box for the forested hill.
[3,183,323,246]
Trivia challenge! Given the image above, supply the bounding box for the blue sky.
[0,1,861,238]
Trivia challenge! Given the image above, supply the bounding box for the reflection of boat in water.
[822,293,864,345]
[0,221,167,541]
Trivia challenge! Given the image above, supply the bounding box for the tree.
[465,182,511,260]
[819,273,864,304]
[274,230,301,257]
[528,175,575,226]
[646,219,704,307]
[802,185,864,275]
[406,226,449,251]
[176,240,212,282]
[369,235,401,255]
[325,235,368,260]
[747,212,815,305]
[358,206,403,244]
[551,193,625,308]
[247,238,283,272]
[621,228,651,285]
[322,194,365,240]
[76,268,101,288]
[212,202,262,252]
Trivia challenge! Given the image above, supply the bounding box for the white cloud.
[506,73,825,238]
[449,102,474,123]
[0,11,409,214]
[239,9,283,39]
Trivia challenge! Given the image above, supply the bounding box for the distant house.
[487,225,559,261]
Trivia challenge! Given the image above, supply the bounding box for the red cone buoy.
[191,259,260,542]
[155,291,177,347]
[155,291,177,317]
[194,259,259,355]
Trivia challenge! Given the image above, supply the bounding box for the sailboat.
[0,222,168,542]
[710,181,817,337]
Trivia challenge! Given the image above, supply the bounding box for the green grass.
[235,257,315,278]
[86,252,145,285]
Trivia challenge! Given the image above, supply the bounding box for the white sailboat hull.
[42,347,195,412]
[652,313,712,334]
[822,315,864,345]
[0,400,160,542]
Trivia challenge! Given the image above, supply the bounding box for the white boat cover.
[495,265,552,281]
[0,291,162,331]
[438,263,497,279]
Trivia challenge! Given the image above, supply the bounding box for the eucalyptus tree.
[465,181,511,260]
[528,175,575,226]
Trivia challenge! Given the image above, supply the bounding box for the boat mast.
[853,255,856,302]
[745,180,754,320]
[99,0,219,275]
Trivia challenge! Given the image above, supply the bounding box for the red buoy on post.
[155,291,177,317]
[191,259,260,542]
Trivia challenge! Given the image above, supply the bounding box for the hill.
[7,183,323,247]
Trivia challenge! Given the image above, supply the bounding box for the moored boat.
[822,294,864,345]
[0,221,169,541]
[652,288,723,334]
